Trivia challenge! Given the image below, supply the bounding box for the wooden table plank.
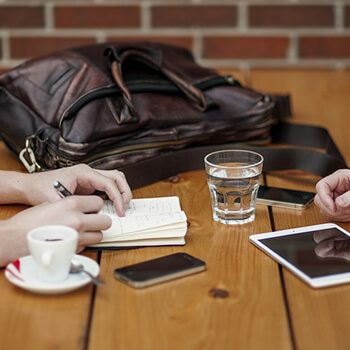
[1,69,349,350]
[0,143,97,350]
[0,251,97,350]
[0,142,25,172]
[89,171,292,350]
[263,173,350,350]
[249,69,350,165]
[249,70,350,350]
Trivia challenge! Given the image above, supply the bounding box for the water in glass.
[207,164,261,225]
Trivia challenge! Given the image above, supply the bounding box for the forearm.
[0,197,109,267]
[0,165,132,212]
[0,170,32,205]
[0,218,29,267]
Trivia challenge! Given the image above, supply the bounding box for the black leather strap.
[120,122,348,190]
[271,122,345,163]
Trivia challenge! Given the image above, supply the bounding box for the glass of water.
[204,150,264,225]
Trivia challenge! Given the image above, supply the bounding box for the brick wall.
[1,0,350,73]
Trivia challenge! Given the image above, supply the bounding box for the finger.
[314,194,335,216]
[77,213,112,232]
[315,183,336,213]
[316,169,350,192]
[319,211,350,222]
[334,250,350,261]
[320,209,349,222]
[332,205,350,220]
[103,182,126,216]
[62,195,105,214]
[314,238,335,258]
[97,170,132,203]
[315,169,350,211]
[335,192,350,208]
[77,231,103,249]
[114,171,133,204]
[313,230,338,243]
[78,170,131,216]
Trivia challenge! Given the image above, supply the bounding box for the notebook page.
[90,236,186,247]
[102,211,187,238]
[100,197,181,217]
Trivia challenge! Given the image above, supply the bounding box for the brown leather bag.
[0,41,345,189]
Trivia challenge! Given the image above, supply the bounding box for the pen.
[54,181,72,198]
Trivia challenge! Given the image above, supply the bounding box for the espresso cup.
[27,225,78,283]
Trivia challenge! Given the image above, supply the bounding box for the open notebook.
[89,196,187,248]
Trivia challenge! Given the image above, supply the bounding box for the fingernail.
[338,197,347,207]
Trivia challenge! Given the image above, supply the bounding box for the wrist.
[14,172,38,205]
[0,218,28,267]
[0,171,32,205]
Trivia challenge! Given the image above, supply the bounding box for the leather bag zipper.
[59,75,238,126]
[48,115,273,168]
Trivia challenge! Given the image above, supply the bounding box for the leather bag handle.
[105,46,214,125]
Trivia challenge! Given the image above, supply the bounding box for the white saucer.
[5,254,100,295]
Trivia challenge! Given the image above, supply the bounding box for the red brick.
[10,37,96,59]
[299,37,350,58]
[152,6,236,28]
[55,6,140,28]
[203,36,289,59]
[250,6,333,28]
[0,6,44,28]
[106,36,193,51]
[345,6,350,27]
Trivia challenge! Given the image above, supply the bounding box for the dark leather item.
[121,122,348,189]
[0,41,346,189]
[0,42,284,171]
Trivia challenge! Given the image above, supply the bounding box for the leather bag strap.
[120,122,348,190]
[105,46,214,124]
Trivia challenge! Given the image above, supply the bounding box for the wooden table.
[1,69,350,350]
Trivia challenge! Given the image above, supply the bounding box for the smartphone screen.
[257,185,315,210]
[114,252,206,288]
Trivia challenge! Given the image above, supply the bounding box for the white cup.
[27,225,78,283]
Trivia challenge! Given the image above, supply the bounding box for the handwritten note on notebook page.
[90,196,187,247]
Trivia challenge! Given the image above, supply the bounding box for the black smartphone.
[257,185,315,210]
[114,252,206,288]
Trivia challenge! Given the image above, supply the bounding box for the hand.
[0,196,111,267]
[314,169,350,222]
[313,229,350,261]
[22,164,132,216]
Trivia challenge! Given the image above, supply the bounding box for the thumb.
[335,192,350,208]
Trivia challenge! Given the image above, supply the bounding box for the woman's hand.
[0,195,111,267]
[21,164,132,216]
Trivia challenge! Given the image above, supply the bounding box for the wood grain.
[249,70,350,350]
[90,171,292,350]
[0,69,349,349]
[264,172,350,350]
[249,69,350,165]
[0,142,97,350]
[0,251,97,350]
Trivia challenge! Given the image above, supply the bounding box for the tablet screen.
[259,227,350,278]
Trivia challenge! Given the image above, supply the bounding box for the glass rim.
[204,149,264,169]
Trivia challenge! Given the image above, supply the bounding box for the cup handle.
[41,251,53,268]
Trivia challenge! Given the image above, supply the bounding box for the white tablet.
[249,223,350,288]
